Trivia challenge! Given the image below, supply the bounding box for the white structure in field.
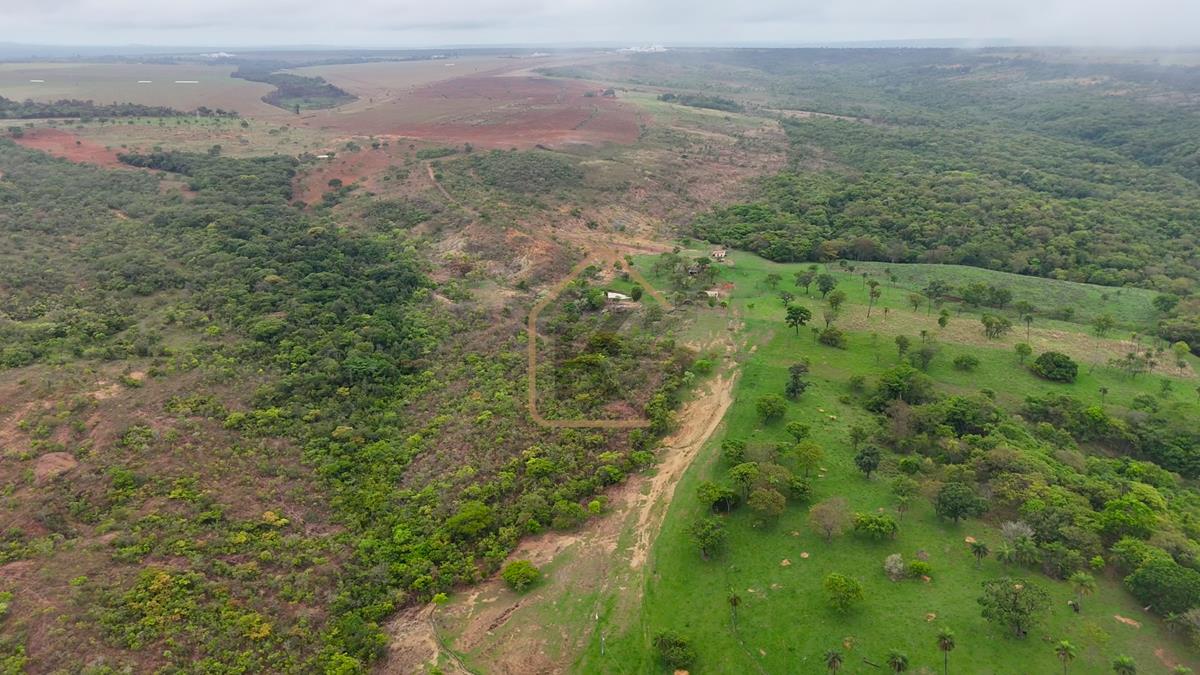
[605,291,631,301]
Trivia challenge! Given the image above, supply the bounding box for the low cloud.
[3,0,1198,47]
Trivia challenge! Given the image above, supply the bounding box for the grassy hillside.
[587,250,1200,673]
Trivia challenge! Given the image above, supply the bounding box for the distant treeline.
[657,92,744,112]
[0,96,235,120]
[232,65,356,111]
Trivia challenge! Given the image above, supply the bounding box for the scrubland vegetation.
[5,45,1200,674]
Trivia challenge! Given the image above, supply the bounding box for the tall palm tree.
[728,592,741,631]
[1068,571,1096,609]
[936,628,956,675]
[1112,655,1137,675]
[824,649,844,674]
[1055,640,1076,675]
[887,650,910,673]
[970,541,989,568]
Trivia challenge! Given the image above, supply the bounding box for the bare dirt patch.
[306,75,639,149]
[379,605,444,675]
[33,452,77,483]
[630,373,734,568]
[1114,614,1142,628]
[13,128,125,167]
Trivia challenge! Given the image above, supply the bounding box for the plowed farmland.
[303,74,640,148]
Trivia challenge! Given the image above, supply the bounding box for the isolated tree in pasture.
[868,284,883,317]
[765,272,782,289]
[1173,341,1191,372]
[971,541,990,568]
[823,309,840,329]
[793,441,824,478]
[809,497,850,542]
[786,361,811,399]
[1055,640,1077,675]
[1015,342,1032,364]
[907,294,924,312]
[501,560,541,591]
[828,289,848,311]
[978,577,1050,638]
[854,446,882,479]
[1066,571,1096,610]
[728,591,741,629]
[938,309,950,328]
[796,267,817,295]
[756,394,787,421]
[653,631,696,669]
[892,476,918,520]
[848,425,869,451]
[817,273,838,298]
[824,648,845,673]
[887,650,910,673]
[688,517,726,559]
[852,512,898,540]
[823,572,865,612]
[981,314,1012,339]
[1093,313,1116,336]
[936,628,956,675]
[1031,351,1078,383]
[786,421,811,441]
[895,335,912,358]
[785,304,812,334]
[924,279,951,312]
[909,344,939,371]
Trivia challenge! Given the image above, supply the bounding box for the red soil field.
[307,75,640,148]
[294,145,402,204]
[12,128,125,167]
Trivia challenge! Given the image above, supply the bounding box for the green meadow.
[582,250,1199,674]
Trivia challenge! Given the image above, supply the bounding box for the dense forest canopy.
[232,64,357,110]
[665,48,1200,352]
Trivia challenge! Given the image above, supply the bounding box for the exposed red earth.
[304,75,640,148]
[12,128,125,167]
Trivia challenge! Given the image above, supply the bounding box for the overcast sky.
[3,0,1199,48]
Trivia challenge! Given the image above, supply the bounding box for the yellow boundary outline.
[527,253,674,428]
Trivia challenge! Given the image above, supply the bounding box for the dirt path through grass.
[419,369,736,674]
